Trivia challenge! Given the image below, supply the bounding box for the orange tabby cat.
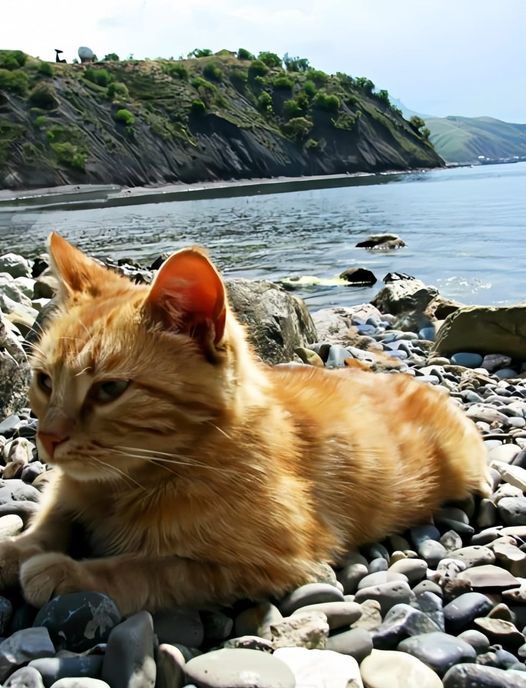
[0,234,490,614]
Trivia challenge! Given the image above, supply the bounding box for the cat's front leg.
[20,552,249,614]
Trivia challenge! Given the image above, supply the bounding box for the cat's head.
[29,233,250,482]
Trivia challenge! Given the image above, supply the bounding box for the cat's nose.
[38,431,70,459]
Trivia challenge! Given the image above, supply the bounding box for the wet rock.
[457,629,490,654]
[184,648,295,688]
[361,648,443,688]
[34,593,121,653]
[101,611,156,688]
[372,279,437,316]
[339,267,377,286]
[274,647,363,688]
[371,603,441,649]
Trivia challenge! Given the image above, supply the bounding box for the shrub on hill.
[107,82,129,100]
[257,91,273,114]
[188,48,213,58]
[283,116,312,141]
[257,51,282,68]
[272,75,293,90]
[202,62,223,82]
[248,60,269,79]
[85,68,113,87]
[103,53,120,61]
[305,69,328,85]
[37,61,54,77]
[312,91,340,113]
[28,83,58,109]
[190,99,207,114]
[0,69,29,95]
[114,108,135,126]
[237,48,254,60]
[0,50,27,71]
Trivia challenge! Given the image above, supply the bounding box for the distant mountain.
[425,116,526,163]
[393,99,526,163]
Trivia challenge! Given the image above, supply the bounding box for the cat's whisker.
[87,455,144,489]
[108,447,236,474]
[206,421,232,440]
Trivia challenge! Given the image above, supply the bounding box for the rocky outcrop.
[434,305,526,359]
[355,234,406,250]
[226,280,317,364]
[371,278,438,316]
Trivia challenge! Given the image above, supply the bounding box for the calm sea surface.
[0,163,524,310]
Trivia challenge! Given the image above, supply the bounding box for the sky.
[2,0,525,122]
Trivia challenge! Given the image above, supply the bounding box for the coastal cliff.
[0,49,443,189]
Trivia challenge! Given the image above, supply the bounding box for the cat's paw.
[0,539,41,588]
[20,552,85,607]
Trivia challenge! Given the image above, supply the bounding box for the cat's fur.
[0,234,490,614]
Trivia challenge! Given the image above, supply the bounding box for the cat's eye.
[36,371,53,394]
[92,380,130,403]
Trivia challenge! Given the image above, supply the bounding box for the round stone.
[354,580,414,615]
[361,648,443,688]
[443,663,526,687]
[3,666,45,688]
[457,564,519,590]
[371,603,441,650]
[498,497,526,526]
[457,630,490,654]
[397,631,477,677]
[474,617,525,649]
[101,611,155,688]
[278,583,344,616]
[184,649,295,688]
[357,571,408,590]
[33,592,121,653]
[388,559,428,585]
[325,627,373,662]
[450,546,495,568]
[443,592,494,634]
[291,601,362,630]
[274,647,362,688]
[451,353,483,368]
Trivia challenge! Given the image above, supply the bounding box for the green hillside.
[427,115,526,163]
[0,49,442,189]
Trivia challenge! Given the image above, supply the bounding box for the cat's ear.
[48,232,123,301]
[145,247,226,346]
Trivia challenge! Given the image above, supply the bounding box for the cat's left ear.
[145,247,227,347]
[48,232,125,301]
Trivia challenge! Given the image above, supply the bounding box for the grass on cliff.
[0,48,437,174]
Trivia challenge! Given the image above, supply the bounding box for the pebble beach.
[0,249,525,688]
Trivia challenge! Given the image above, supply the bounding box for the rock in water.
[339,267,377,286]
[355,234,406,250]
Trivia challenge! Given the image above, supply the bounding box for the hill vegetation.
[425,115,526,163]
[0,48,442,189]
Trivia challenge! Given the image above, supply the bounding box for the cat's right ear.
[48,232,123,302]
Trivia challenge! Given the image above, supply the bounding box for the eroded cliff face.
[0,53,443,189]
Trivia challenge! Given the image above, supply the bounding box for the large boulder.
[226,280,317,364]
[434,305,526,359]
[0,309,31,416]
[372,278,438,316]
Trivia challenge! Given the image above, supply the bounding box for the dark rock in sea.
[443,663,526,687]
[356,234,406,250]
[28,656,103,688]
[225,280,317,364]
[383,272,416,282]
[398,631,477,677]
[184,648,295,688]
[434,305,526,359]
[339,267,377,286]
[101,611,156,688]
[33,593,121,653]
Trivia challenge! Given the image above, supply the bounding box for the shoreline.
[0,168,427,213]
